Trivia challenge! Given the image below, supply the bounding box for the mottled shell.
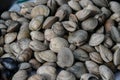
[50,37,69,53]
[57,47,74,68]
[28,74,46,80]
[57,70,76,80]
[110,1,120,13]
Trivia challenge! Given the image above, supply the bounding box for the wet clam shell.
[55,9,66,21]
[68,0,81,11]
[110,1,120,13]
[37,65,56,80]
[31,5,50,18]
[55,0,67,6]
[5,32,17,44]
[29,59,41,69]
[114,48,120,66]
[79,0,93,8]
[81,18,98,31]
[29,16,44,31]
[57,70,76,80]
[28,74,46,80]
[91,0,109,7]
[99,45,113,62]
[50,37,69,53]
[99,65,115,80]
[29,40,47,52]
[57,47,74,68]
[67,62,87,78]
[89,33,104,46]
[68,30,88,46]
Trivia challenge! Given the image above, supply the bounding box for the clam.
[110,1,120,13]
[50,37,69,53]
[28,74,46,80]
[89,33,104,46]
[31,5,50,18]
[57,47,74,68]
[62,21,77,32]
[55,9,66,21]
[114,48,120,66]
[68,30,88,46]
[55,0,67,6]
[30,31,44,41]
[79,0,93,8]
[68,0,81,11]
[73,49,89,61]
[19,62,31,70]
[37,65,56,80]
[29,40,47,52]
[29,16,44,31]
[69,14,78,23]
[42,16,58,29]
[29,59,41,69]
[57,70,76,80]
[91,0,109,7]
[1,11,10,19]
[99,65,115,80]
[81,18,98,31]
[5,32,17,44]
[35,0,48,5]
[67,62,87,78]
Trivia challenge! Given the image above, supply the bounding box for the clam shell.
[69,14,78,23]
[19,62,31,70]
[76,9,93,21]
[31,5,50,18]
[62,21,77,32]
[79,0,93,8]
[5,32,17,44]
[91,0,109,7]
[10,12,21,21]
[67,62,87,78]
[85,61,99,76]
[44,29,57,41]
[38,50,57,62]
[30,31,44,41]
[57,47,74,68]
[73,49,89,61]
[34,52,45,63]
[114,48,120,66]
[57,70,76,80]
[29,40,47,52]
[28,74,46,80]
[80,73,99,80]
[29,59,41,69]
[68,30,88,46]
[55,0,67,6]
[89,52,103,64]
[43,62,57,68]
[1,11,10,19]
[55,9,66,21]
[110,1,120,13]
[50,37,69,53]
[89,33,104,46]
[52,22,65,36]
[42,16,58,29]
[68,0,81,11]
[99,65,115,80]
[35,0,48,5]
[29,16,44,31]
[81,18,98,31]
[37,66,56,80]
[99,45,113,62]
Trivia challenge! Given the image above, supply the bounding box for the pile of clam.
[0,0,120,80]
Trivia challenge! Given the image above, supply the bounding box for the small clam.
[30,31,44,41]
[18,38,31,50]
[69,14,78,23]
[50,37,69,53]
[91,0,109,7]
[17,22,30,40]
[69,44,76,51]
[52,22,65,36]
[38,50,57,62]
[43,62,56,68]
[110,1,120,13]
[55,9,66,21]
[67,62,87,78]
[101,7,111,18]
[42,16,58,29]
[29,59,41,69]
[89,52,103,64]
[57,70,76,80]
[0,47,3,56]
[5,32,17,44]
[1,11,10,19]
[62,21,77,32]
[76,9,93,21]
[103,36,113,48]
[73,49,89,61]
[89,33,104,46]
[34,52,45,63]
[55,0,67,6]
[68,0,81,11]
[99,45,113,62]
[57,47,74,68]
[79,0,93,8]
[85,61,99,76]
[19,62,31,70]
[17,48,33,62]
[68,30,88,46]
[110,12,120,22]
[99,65,115,80]
[31,5,50,18]
[28,74,46,80]
[12,70,28,80]
[80,73,99,80]
[29,40,47,52]
[10,12,21,21]
[37,65,56,80]
[114,48,120,66]
[29,16,44,31]
[35,0,48,5]
[81,18,98,31]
